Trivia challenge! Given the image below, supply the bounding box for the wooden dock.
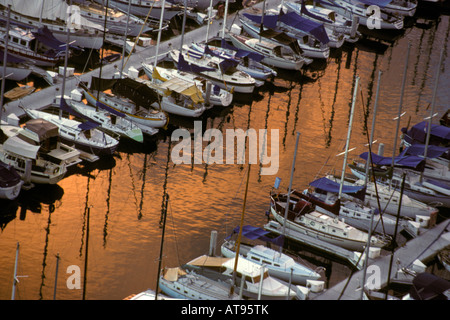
[312,219,450,300]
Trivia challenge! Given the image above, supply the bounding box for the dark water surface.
[1,12,450,300]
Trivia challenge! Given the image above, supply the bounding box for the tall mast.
[0,4,11,121]
[338,76,359,198]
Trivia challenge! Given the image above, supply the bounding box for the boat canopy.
[243,11,330,44]
[24,118,59,142]
[226,225,284,246]
[402,121,450,146]
[3,136,40,159]
[158,77,204,104]
[32,26,80,51]
[400,144,450,159]
[187,255,231,268]
[359,151,425,169]
[177,52,215,73]
[309,177,365,194]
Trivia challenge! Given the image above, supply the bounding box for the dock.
[312,219,450,300]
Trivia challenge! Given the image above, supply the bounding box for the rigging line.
[123,1,156,70]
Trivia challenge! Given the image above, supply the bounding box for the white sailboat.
[220,225,323,286]
[184,255,306,300]
[23,107,119,158]
[169,46,258,94]
[158,266,240,300]
[282,1,361,43]
[81,81,167,133]
[228,33,306,71]
[65,96,145,143]
[317,0,404,30]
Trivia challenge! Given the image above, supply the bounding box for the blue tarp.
[177,52,215,73]
[400,144,450,159]
[243,11,330,44]
[358,0,392,7]
[309,177,365,194]
[278,11,330,44]
[359,151,425,169]
[225,225,284,247]
[402,121,450,146]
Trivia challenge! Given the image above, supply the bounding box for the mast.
[205,0,214,43]
[153,0,166,69]
[390,43,410,179]
[281,131,301,243]
[96,0,110,107]
[59,0,72,119]
[338,76,359,198]
[230,163,251,296]
[221,0,230,40]
[0,4,11,121]
[119,0,132,78]
[420,47,445,183]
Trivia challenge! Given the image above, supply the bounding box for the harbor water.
[1,8,450,300]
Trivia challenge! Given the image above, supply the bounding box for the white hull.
[0,66,32,82]
[142,63,233,108]
[82,88,167,130]
[228,34,305,71]
[169,49,256,94]
[0,181,23,200]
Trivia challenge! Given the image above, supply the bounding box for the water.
[1,12,450,300]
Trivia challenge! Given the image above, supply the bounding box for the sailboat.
[169,46,258,94]
[183,255,306,300]
[23,106,119,158]
[316,0,404,30]
[64,94,145,143]
[80,79,167,132]
[299,178,401,236]
[282,1,361,44]
[239,9,331,59]
[269,191,390,252]
[220,225,323,286]
[0,0,106,49]
[227,33,306,71]
[158,266,241,300]
[75,0,153,36]
[142,62,233,107]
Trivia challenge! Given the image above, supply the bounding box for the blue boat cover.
[243,11,330,44]
[400,144,450,159]
[31,26,80,51]
[309,177,365,194]
[359,151,425,169]
[78,121,100,131]
[358,0,392,7]
[226,225,284,246]
[402,121,450,145]
[96,101,126,118]
[177,52,215,73]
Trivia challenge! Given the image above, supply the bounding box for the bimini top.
[309,176,364,194]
